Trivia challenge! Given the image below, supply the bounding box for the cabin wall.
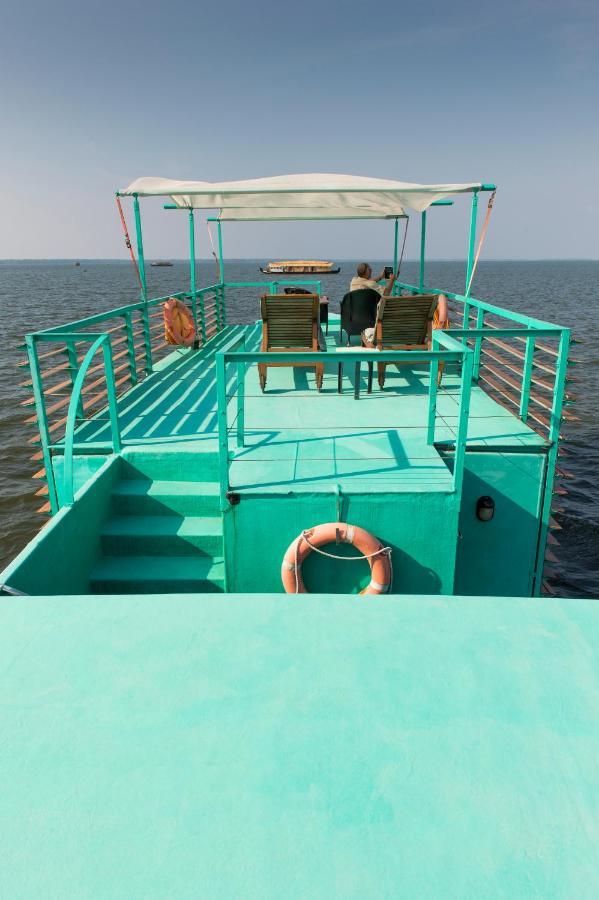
[454,452,547,597]
[0,456,120,595]
[224,490,460,595]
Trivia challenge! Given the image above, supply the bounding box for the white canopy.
[120,173,482,215]
[215,207,408,221]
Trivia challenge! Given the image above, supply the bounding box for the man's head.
[357,262,372,279]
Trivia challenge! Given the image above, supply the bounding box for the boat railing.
[215,341,472,511]
[395,279,574,441]
[22,293,171,515]
[60,334,121,506]
[21,277,321,515]
[24,331,122,509]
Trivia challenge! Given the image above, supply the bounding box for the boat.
[260,259,340,274]
[151,259,173,267]
[1,172,596,896]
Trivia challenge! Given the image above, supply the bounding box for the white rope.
[206,221,221,281]
[294,529,392,594]
[302,531,392,561]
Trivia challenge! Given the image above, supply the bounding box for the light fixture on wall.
[476,496,495,522]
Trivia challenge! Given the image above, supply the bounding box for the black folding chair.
[339,289,379,345]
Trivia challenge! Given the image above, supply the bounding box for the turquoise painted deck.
[0,318,552,598]
[65,319,545,496]
[0,591,597,898]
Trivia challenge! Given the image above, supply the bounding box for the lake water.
[1,259,597,596]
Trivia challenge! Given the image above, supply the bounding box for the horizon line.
[1,257,598,263]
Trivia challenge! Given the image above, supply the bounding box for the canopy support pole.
[217,220,225,284]
[188,209,203,343]
[392,218,399,273]
[133,194,152,372]
[465,189,479,295]
[217,220,226,327]
[419,212,427,290]
[132,195,147,302]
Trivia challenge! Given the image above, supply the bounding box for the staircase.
[90,451,225,594]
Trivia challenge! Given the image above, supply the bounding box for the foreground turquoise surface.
[1,592,597,898]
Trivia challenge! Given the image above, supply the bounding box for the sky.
[0,0,598,261]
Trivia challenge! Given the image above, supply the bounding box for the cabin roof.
[120,172,487,215]
[1,589,597,895]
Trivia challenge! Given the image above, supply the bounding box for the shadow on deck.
[66,321,546,494]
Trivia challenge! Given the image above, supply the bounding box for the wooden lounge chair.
[259,294,325,392]
[361,294,439,389]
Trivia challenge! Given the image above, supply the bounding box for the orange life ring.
[281,522,392,595]
[163,297,196,346]
[433,293,449,329]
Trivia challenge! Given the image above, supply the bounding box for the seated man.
[350,262,396,297]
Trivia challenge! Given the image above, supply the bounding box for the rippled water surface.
[1,259,597,596]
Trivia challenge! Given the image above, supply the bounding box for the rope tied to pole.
[206,220,221,282]
[115,196,143,292]
[396,216,409,275]
[466,189,496,297]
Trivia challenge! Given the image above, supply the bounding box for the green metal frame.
[392,218,399,273]
[465,189,479,295]
[216,344,468,511]
[419,211,427,290]
[132,195,147,302]
[62,334,121,505]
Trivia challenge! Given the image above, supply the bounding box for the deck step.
[121,450,220,481]
[112,479,220,516]
[90,555,225,593]
[101,515,223,556]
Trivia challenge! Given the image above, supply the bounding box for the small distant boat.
[151,260,174,267]
[260,260,340,275]
[75,261,81,266]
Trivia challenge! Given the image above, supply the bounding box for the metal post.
[123,311,138,385]
[220,285,227,328]
[133,195,152,371]
[453,347,474,495]
[236,339,246,448]
[132,195,148,302]
[519,335,535,421]
[217,220,225,285]
[532,328,570,595]
[25,334,59,512]
[216,351,229,510]
[140,304,153,374]
[419,212,427,290]
[427,344,439,445]
[217,220,226,328]
[472,307,484,380]
[393,218,399,274]
[65,338,85,418]
[188,209,198,331]
[102,340,122,453]
[465,189,479,295]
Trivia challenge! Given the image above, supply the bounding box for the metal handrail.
[62,334,121,506]
[215,343,473,509]
[395,279,566,332]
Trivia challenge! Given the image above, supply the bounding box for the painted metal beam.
[419,212,427,290]
[132,195,148,302]
[465,190,479,295]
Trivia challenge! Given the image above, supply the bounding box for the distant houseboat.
[151,260,174,267]
[260,260,340,274]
